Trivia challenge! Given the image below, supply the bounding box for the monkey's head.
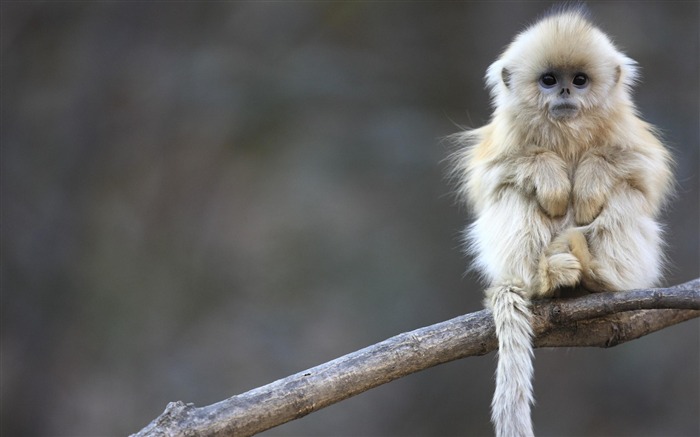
[485,8,638,125]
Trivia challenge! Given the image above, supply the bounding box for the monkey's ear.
[501,68,512,89]
[615,55,639,88]
[485,59,509,96]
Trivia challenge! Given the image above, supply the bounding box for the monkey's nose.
[559,88,571,96]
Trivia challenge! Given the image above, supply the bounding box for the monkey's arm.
[573,131,673,226]
[466,149,578,298]
[572,147,621,225]
[572,140,672,291]
[509,149,571,218]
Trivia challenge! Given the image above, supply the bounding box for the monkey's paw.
[547,253,582,287]
[537,185,570,218]
[516,148,571,218]
[573,194,605,225]
[536,253,582,298]
[536,229,591,297]
[531,160,571,218]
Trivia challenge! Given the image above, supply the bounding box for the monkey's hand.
[573,148,621,225]
[514,150,571,218]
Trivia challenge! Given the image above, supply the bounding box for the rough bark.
[131,278,700,437]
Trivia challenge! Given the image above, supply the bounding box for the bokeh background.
[3,2,698,436]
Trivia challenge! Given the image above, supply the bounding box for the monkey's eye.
[539,73,557,88]
[572,73,588,87]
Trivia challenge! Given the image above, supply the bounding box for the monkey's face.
[486,12,639,126]
[538,69,590,120]
[494,60,619,126]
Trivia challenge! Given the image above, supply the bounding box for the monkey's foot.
[535,229,594,297]
[536,252,582,297]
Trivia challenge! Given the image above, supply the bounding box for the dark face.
[538,70,590,119]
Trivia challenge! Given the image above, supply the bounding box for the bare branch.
[131,279,700,437]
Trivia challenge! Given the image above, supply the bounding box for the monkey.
[450,6,673,437]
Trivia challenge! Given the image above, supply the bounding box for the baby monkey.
[451,7,673,437]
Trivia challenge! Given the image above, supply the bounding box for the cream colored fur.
[451,8,673,437]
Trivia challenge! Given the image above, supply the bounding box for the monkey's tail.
[488,283,535,437]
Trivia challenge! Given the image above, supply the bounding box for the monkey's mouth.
[549,102,579,119]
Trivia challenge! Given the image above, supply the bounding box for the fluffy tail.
[488,283,535,437]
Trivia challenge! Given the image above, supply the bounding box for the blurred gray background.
[3,2,698,436]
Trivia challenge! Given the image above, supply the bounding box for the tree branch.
[131,279,700,437]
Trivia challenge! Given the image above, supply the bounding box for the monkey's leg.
[580,184,665,291]
[468,188,560,299]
